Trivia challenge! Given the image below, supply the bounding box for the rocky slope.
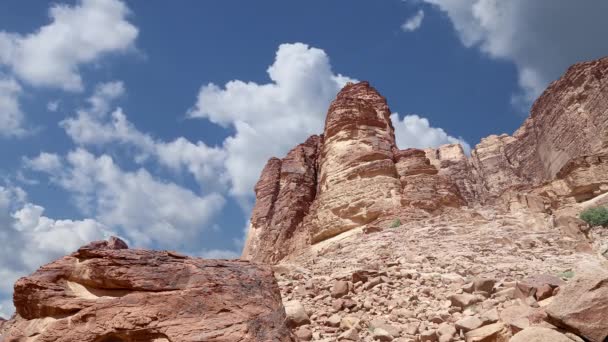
[0,237,295,342]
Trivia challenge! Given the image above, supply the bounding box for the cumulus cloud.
[0,76,25,137]
[188,43,355,199]
[0,0,138,91]
[420,0,608,104]
[28,149,225,248]
[23,152,62,173]
[0,185,111,317]
[391,113,471,154]
[61,81,228,189]
[402,10,425,32]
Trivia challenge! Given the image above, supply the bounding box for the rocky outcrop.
[2,237,295,342]
[244,56,608,264]
[308,82,403,243]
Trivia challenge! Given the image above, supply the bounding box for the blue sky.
[1,0,607,316]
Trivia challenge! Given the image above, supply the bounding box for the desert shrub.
[390,218,402,228]
[579,206,608,227]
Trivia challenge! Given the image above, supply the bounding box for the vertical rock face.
[309,82,403,242]
[2,238,295,342]
[470,57,608,201]
[244,56,608,264]
[242,135,321,263]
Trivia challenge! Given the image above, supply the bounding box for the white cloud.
[188,43,355,199]
[0,185,111,318]
[402,10,425,32]
[391,113,471,154]
[0,76,25,137]
[0,0,138,91]
[23,152,62,173]
[29,149,225,248]
[61,81,228,190]
[47,100,60,112]
[420,0,608,104]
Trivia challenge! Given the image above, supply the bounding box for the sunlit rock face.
[2,238,295,342]
[244,57,608,264]
[308,82,403,243]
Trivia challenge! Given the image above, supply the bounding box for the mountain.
[243,57,608,264]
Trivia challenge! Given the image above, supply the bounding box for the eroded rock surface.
[2,238,295,342]
[244,57,608,264]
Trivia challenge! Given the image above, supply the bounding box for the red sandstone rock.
[309,82,403,243]
[3,238,295,342]
[242,135,321,263]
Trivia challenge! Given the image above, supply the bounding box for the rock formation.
[4,56,608,342]
[1,237,295,342]
[243,56,608,264]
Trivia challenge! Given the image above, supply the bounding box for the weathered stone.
[449,293,480,308]
[465,322,510,342]
[295,327,313,341]
[4,238,295,341]
[510,327,572,342]
[546,263,608,342]
[332,280,350,298]
[284,300,311,328]
[456,316,483,332]
[242,135,321,263]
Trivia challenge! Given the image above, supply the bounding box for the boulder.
[510,327,573,342]
[546,263,608,342]
[3,238,295,341]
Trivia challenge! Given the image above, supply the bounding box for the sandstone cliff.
[243,57,608,264]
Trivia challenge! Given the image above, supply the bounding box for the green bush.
[390,218,402,228]
[579,206,608,227]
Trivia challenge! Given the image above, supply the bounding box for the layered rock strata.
[1,238,294,342]
[244,57,608,264]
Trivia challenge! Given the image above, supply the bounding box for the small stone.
[448,293,480,308]
[339,328,360,341]
[420,329,438,342]
[332,280,350,298]
[326,314,341,327]
[295,327,313,341]
[284,300,311,328]
[455,316,483,332]
[373,328,394,341]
